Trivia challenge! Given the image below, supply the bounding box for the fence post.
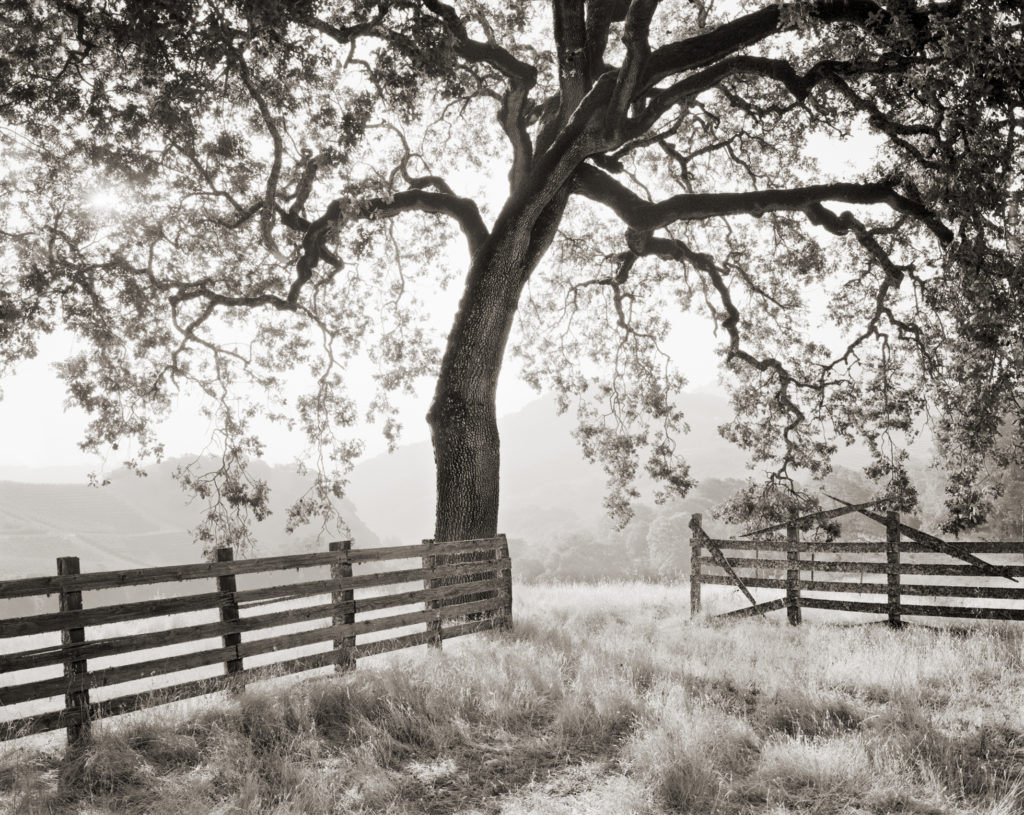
[886,511,902,628]
[423,539,443,648]
[688,513,703,617]
[496,535,513,630]
[786,517,802,625]
[329,540,356,671]
[57,556,90,745]
[215,548,243,685]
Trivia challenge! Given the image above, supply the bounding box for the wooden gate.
[689,500,1024,624]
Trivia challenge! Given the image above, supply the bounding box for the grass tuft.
[625,689,759,813]
[754,685,864,737]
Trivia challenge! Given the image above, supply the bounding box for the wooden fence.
[0,536,512,744]
[689,509,1024,624]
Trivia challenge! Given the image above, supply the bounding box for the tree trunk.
[428,194,569,542]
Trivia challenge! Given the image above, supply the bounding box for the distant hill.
[346,391,781,545]
[0,458,377,579]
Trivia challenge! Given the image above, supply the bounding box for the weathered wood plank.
[216,548,242,679]
[786,521,801,625]
[352,615,500,658]
[2,625,348,705]
[330,540,355,673]
[0,707,68,741]
[0,602,337,674]
[0,578,345,638]
[704,540,1024,554]
[700,574,1024,601]
[341,557,509,591]
[698,557,1024,577]
[689,514,703,616]
[886,511,901,628]
[352,577,509,614]
[740,499,889,537]
[351,597,503,638]
[58,556,89,744]
[354,629,435,658]
[423,539,443,649]
[713,598,789,620]
[348,537,505,564]
[699,574,790,591]
[896,583,1024,600]
[94,650,343,720]
[0,552,342,599]
[440,617,498,640]
[496,535,513,629]
[799,597,1024,620]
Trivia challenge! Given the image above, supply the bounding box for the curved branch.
[223,38,288,263]
[574,163,954,243]
[641,0,923,90]
[289,187,488,305]
[419,0,538,187]
[627,230,809,471]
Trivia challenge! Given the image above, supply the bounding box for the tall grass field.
[2,581,1023,814]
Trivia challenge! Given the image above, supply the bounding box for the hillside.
[346,390,881,546]
[0,459,377,579]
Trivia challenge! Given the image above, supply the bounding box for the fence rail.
[1,536,512,744]
[689,510,1024,625]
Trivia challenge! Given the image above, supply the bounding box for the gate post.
[886,511,902,628]
[496,535,513,630]
[423,539,443,648]
[330,540,356,671]
[786,517,802,625]
[689,513,703,617]
[58,556,90,745]
[215,548,243,685]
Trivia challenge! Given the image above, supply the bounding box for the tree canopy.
[1,0,1022,547]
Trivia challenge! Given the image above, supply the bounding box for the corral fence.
[0,536,512,744]
[689,499,1024,625]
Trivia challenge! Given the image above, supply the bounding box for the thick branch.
[552,0,588,111]
[421,0,537,83]
[640,0,946,91]
[574,163,953,243]
[607,0,660,133]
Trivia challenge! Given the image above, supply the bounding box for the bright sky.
[0,316,723,478]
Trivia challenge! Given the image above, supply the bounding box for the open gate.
[689,497,1024,625]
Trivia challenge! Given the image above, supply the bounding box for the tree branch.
[640,0,949,92]
[574,163,954,243]
[419,0,537,187]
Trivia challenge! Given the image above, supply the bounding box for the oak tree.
[1,0,1022,546]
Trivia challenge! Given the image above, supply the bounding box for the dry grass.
[3,580,1024,814]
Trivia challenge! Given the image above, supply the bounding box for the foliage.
[1,0,1023,543]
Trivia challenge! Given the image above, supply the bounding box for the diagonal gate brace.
[694,525,764,614]
[740,498,889,539]
[823,493,1019,584]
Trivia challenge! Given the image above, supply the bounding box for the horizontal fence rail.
[689,510,1024,626]
[1,536,513,744]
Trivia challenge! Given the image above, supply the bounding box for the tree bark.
[428,193,570,542]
